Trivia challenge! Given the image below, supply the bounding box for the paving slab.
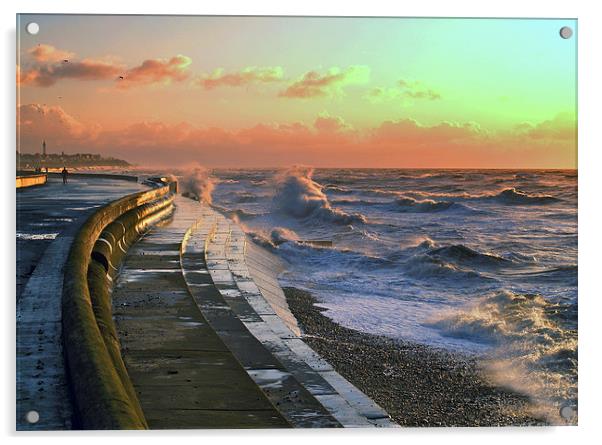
[112,197,289,429]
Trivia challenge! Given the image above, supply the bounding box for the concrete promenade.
[113,196,397,428]
[16,176,145,430]
[17,178,397,429]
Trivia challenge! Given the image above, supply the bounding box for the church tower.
[42,140,46,157]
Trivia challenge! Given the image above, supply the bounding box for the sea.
[183,166,577,423]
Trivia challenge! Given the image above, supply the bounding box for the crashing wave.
[427,290,577,424]
[247,226,300,249]
[179,165,215,204]
[272,166,366,225]
[402,255,485,281]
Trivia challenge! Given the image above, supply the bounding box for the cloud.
[371,118,482,145]
[18,104,101,150]
[195,66,284,90]
[18,59,124,87]
[397,79,441,100]
[279,66,370,98]
[19,45,192,89]
[366,79,441,103]
[16,103,576,168]
[314,112,352,133]
[28,44,75,63]
[514,113,576,141]
[117,55,192,89]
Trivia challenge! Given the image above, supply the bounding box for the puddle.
[246,368,290,390]
[16,232,59,240]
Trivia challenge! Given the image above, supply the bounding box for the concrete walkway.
[114,196,397,428]
[186,208,396,428]
[112,197,291,428]
[16,177,146,430]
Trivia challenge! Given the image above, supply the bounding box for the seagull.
[63,59,69,63]
[118,76,124,80]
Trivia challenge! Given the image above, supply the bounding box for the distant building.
[16,150,131,170]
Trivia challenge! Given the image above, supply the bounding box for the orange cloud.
[18,104,101,150]
[314,113,352,133]
[19,45,192,89]
[279,66,370,98]
[18,59,123,87]
[117,55,192,89]
[16,104,575,169]
[195,66,284,90]
[28,44,75,63]
[372,119,482,145]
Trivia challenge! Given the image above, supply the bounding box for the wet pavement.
[113,196,397,428]
[16,176,145,300]
[112,197,290,429]
[16,176,146,430]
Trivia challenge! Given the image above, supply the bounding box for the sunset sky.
[17,15,577,168]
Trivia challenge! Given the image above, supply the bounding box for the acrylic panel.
[16,14,577,430]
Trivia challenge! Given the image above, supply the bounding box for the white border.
[2,1,600,444]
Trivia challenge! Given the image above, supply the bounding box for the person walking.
[61,166,68,184]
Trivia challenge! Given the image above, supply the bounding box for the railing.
[62,184,175,429]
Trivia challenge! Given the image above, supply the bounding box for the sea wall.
[16,174,47,188]
[17,170,139,182]
[61,184,175,429]
[48,172,139,182]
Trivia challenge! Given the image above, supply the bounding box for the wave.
[403,190,473,200]
[327,191,491,214]
[247,226,300,249]
[399,188,559,206]
[180,165,215,204]
[272,166,366,225]
[393,196,455,213]
[361,188,401,198]
[427,290,577,424]
[392,196,486,214]
[331,198,383,207]
[492,188,559,205]
[229,191,260,203]
[402,255,486,281]
[428,291,562,343]
[323,184,354,194]
[223,208,263,221]
[509,265,578,286]
[427,244,510,268]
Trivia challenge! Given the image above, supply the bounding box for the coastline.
[284,287,546,427]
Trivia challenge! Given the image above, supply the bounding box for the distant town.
[17,141,130,170]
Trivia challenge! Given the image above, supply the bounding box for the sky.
[17,15,577,168]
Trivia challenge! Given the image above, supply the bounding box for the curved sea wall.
[62,184,175,429]
[16,174,47,188]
